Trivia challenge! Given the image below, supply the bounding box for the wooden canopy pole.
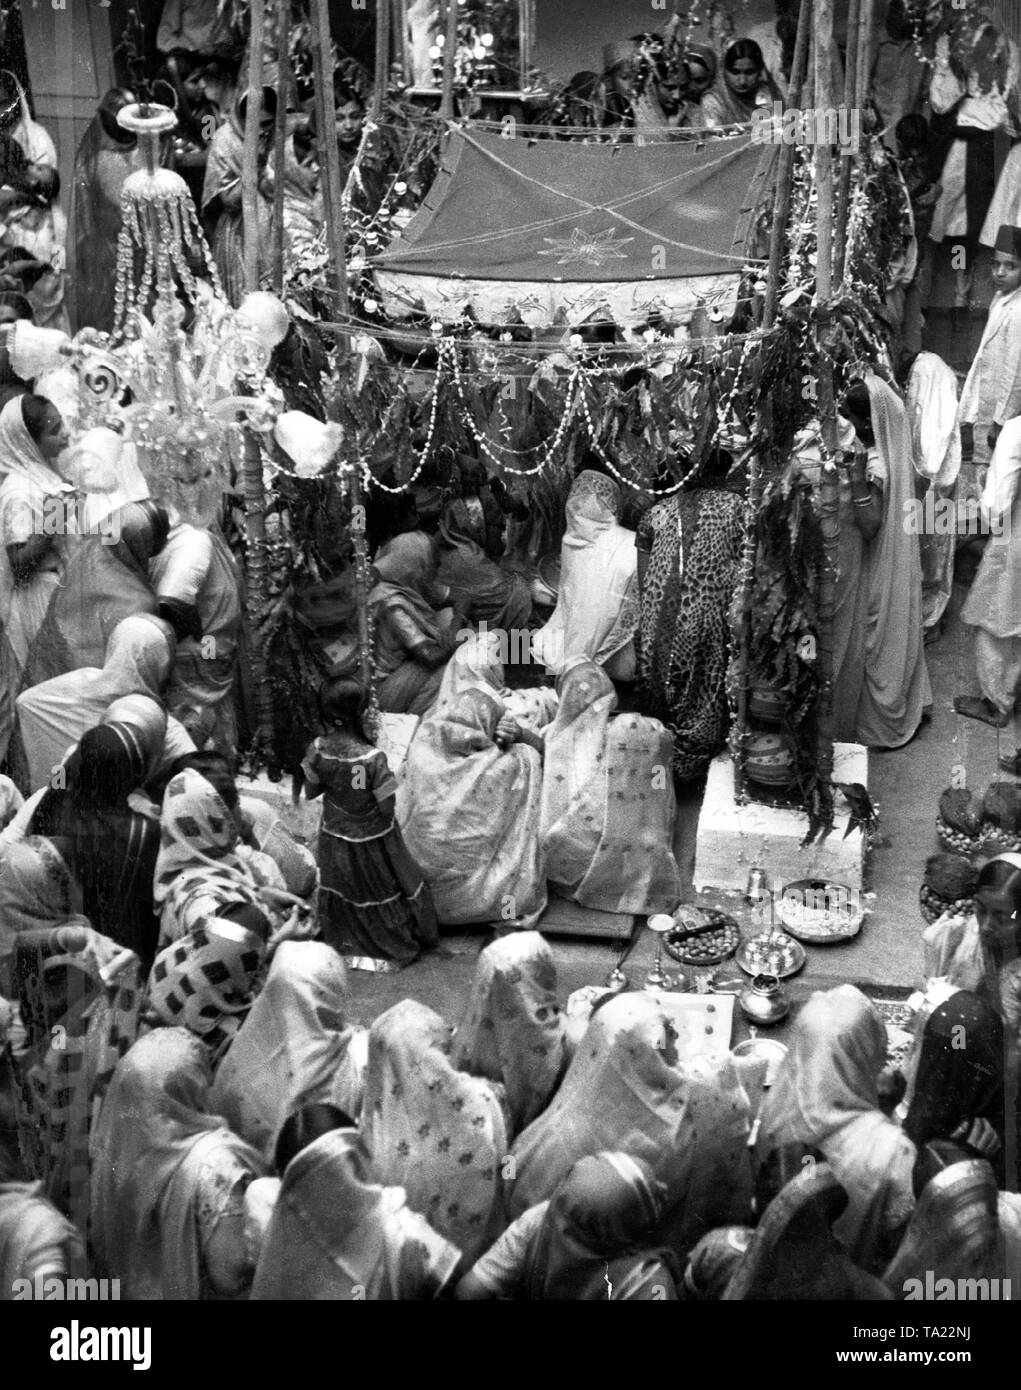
[439,0,458,121]
[832,0,860,290]
[238,0,278,763]
[371,0,391,119]
[271,0,291,295]
[310,0,349,312]
[309,0,374,711]
[813,0,838,820]
[762,0,812,331]
[854,0,875,112]
[241,0,267,294]
[736,0,810,802]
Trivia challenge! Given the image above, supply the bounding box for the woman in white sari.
[15,614,176,791]
[397,685,546,929]
[541,658,680,915]
[0,394,74,761]
[532,470,639,680]
[905,351,961,636]
[90,1028,268,1299]
[211,941,368,1162]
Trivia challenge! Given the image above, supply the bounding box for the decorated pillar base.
[695,744,869,893]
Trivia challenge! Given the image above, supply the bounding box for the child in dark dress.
[300,677,438,966]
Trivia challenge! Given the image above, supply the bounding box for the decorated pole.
[238,0,278,763]
[736,0,810,801]
[371,0,391,120]
[832,0,860,289]
[854,0,875,113]
[310,0,375,712]
[241,0,266,294]
[310,0,348,311]
[762,0,811,331]
[814,0,839,824]
[271,0,291,295]
[439,0,458,121]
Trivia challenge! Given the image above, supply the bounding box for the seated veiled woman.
[903,990,1006,1186]
[720,1163,893,1301]
[922,854,1021,1056]
[211,942,368,1162]
[0,1179,86,1297]
[361,999,509,1265]
[153,766,298,947]
[90,1028,268,1299]
[452,932,567,1139]
[754,985,917,1275]
[21,499,170,689]
[16,613,177,792]
[541,658,681,915]
[884,1143,1021,1299]
[145,901,274,1067]
[149,516,243,757]
[429,628,557,733]
[435,496,533,635]
[507,992,753,1264]
[29,721,168,968]
[397,686,546,929]
[3,921,140,1224]
[456,1152,678,1300]
[369,532,461,716]
[532,470,639,680]
[251,1123,462,1300]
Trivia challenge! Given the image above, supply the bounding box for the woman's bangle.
[853,495,873,507]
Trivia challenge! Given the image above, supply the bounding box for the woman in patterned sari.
[635,457,745,782]
[361,999,508,1265]
[452,932,567,1138]
[211,942,368,1161]
[148,766,308,1063]
[541,658,680,914]
[457,1151,678,1300]
[152,766,295,946]
[251,1124,462,1300]
[90,1028,268,1299]
[506,992,753,1264]
[397,685,546,929]
[4,920,140,1230]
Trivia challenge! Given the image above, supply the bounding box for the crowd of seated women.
[2,880,1019,1299]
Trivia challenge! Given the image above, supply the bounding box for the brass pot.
[739,973,790,1027]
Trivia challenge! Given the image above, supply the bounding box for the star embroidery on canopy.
[537,227,635,267]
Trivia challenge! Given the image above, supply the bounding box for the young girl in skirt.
[300,677,438,966]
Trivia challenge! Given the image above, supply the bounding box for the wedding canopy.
[372,127,778,330]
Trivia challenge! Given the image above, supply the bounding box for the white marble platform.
[694,744,869,893]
